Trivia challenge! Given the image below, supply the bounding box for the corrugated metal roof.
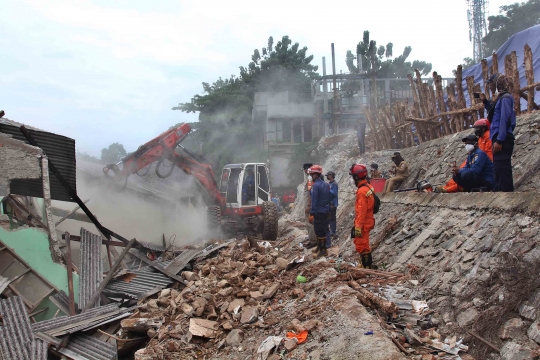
[51,290,80,315]
[165,248,202,274]
[105,271,173,299]
[0,118,76,202]
[60,334,117,360]
[32,304,121,336]
[0,296,46,360]
[137,240,165,252]
[79,228,103,310]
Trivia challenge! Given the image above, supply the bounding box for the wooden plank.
[510,51,521,114]
[434,72,451,135]
[492,52,499,75]
[481,59,490,100]
[524,44,535,113]
[82,238,136,312]
[41,156,63,263]
[54,199,90,226]
[455,65,467,132]
[466,75,479,123]
[406,103,484,122]
[65,232,76,316]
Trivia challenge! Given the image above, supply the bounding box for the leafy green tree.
[101,142,127,164]
[483,0,540,54]
[346,31,432,79]
[173,36,319,172]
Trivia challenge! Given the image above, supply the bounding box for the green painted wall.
[0,226,79,321]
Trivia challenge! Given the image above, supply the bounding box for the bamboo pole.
[466,75,479,123]
[455,66,467,132]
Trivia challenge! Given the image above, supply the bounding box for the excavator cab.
[213,163,277,239]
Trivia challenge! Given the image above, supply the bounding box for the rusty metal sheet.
[105,271,173,299]
[164,248,202,275]
[0,296,46,360]
[0,118,76,202]
[137,241,165,252]
[79,228,103,310]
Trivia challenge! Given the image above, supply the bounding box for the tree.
[483,0,540,54]
[346,31,432,79]
[173,36,319,172]
[101,142,127,163]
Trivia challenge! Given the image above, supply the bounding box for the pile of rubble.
[120,219,471,360]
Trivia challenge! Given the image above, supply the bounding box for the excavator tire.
[262,201,278,240]
[207,206,222,234]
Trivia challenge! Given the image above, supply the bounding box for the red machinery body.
[103,123,278,239]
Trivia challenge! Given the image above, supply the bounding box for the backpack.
[361,184,380,214]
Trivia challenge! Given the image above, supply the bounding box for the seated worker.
[242,168,255,203]
[383,152,409,193]
[436,119,493,193]
[452,134,495,192]
[370,163,382,179]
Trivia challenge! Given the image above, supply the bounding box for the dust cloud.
[55,174,209,248]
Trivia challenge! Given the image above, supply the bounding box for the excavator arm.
[103,123,224,207]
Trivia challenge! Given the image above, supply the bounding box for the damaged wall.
[0,134,42,196]
[0,227,80,321]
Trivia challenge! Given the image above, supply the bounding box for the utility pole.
[331,43,338,135]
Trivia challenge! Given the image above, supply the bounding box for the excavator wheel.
[207,206,222,235]
[262,201,278,240]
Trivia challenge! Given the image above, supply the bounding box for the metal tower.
[467,0,488,62]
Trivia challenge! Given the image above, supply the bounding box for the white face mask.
[465,144,475,153]
[349,178,356,186]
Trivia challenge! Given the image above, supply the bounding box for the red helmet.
[349,164,368,178]
[309,165,323,175]
[473,119,490,129]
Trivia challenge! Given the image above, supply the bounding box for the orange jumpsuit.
[353,179,376,254]
[442,130,493,193]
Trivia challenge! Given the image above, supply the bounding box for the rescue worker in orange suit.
[309,165,330,258]
[435,119,493,193]
[349,164,376,269]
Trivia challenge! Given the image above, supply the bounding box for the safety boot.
[313,237,327,258]
[306,239,318,249]
[361,253,372,269]
[311,240,320,253]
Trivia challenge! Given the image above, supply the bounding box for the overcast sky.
[2,0,510,156]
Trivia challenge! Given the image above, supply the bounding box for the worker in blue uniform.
[452,134,495,192]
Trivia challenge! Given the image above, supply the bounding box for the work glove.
[308,215,314,224]
[433,186,447,193]
[354,227,362,238]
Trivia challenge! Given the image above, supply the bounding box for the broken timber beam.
[405,103,484,122]
[349,280,399,315]
[41,156,64,263]
[82,238,136,312]
[54,199,90,226]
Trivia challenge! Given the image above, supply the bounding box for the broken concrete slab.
[225,329,244,346]
[501,318,525,340]
[188,318,218,339]
[227,298,245,313]
[240,305,258,324]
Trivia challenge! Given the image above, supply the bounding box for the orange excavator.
[103,123,278,240]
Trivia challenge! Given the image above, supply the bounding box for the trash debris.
[296,275,307,283]
[286,329,308,344]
